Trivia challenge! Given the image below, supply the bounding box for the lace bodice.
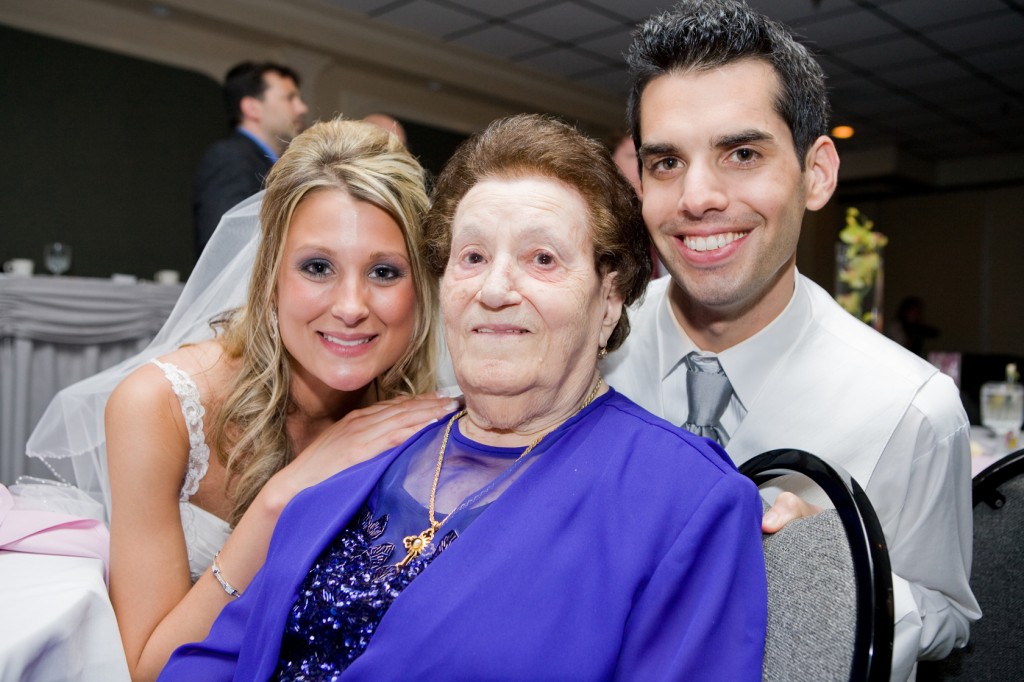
[150,359,231,581]
[150,359,212,502]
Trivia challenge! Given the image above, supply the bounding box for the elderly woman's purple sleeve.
[615,472,767,681]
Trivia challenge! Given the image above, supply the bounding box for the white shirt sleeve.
[866,376,980,681]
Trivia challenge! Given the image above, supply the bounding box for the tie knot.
[685,352,725,376]
[682,352,732,446]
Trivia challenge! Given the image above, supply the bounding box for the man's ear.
[240,95,263,123]
[804,135,839,211]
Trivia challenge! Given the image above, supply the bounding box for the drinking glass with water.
[981,363,1023,447]
[44,242,71,276]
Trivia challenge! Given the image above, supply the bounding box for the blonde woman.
[88,120,455,680]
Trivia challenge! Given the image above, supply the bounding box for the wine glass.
[44,242,72,276]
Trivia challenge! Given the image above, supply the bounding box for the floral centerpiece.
[835,207,887,330]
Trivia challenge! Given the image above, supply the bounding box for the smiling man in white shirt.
[603,2,979,679]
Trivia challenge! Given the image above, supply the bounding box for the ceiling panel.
[576,26,636,60]
[516,45,609,77]
[370,2,480,38]
[880,0,1009,27]
[575,65,630,97]
[962,41,1024,75]
[317,0,1024,163]
[879,59,976,88]
[925,14,1024,53]
[791,9,901,47]
[441,0,554,17]
[830,36,937,69]
[581,0,677,24]
[509,3,624,41]
[448,23,550,58]
[322,0,396,13]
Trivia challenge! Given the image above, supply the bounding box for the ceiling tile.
[575,26,635,61]
[961,40,1024,76]
[790,7,902,49]
[816,53,859,82]
[829,78,901,102]
[573,66,630,97]
[516,46,609,77]
[924,13,1024,53]
[877,0,1010,29]
[832,92,913,117]
[448,23,550,58]
[988,69,1024,92]
[831,36,936,69]
[321,0,401,13]
[947,98,1023,125]
[915,77,1009,107]
[509,2,625,41]
[371,1,481,38]
[441,0,553,17]
[879,58,975,88]
[762,0,871,24]
[880,104,966,133]
[311,0,1024,165]
[580,0,677,23]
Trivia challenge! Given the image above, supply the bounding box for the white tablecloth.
[0,274,182,484]
[0,551,128,681]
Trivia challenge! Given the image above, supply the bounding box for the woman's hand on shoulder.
[267,392,461,504]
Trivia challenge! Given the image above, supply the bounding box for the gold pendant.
[397,521,440,568]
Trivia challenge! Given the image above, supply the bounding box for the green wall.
[0,24,225,279]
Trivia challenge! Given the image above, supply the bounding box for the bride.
[25,120,456,681]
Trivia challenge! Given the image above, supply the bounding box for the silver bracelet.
[211,552,242,598]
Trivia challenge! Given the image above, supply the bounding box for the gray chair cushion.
[762,509,856,682]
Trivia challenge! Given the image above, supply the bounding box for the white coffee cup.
[154,269,181,285]
[3,258,34,276]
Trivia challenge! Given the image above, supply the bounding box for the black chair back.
[920,448,1024,680]
[741,449,894,682]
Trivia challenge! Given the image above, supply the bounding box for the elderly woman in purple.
[160,114,767,681]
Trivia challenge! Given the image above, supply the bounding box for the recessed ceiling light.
[832,125,855,139]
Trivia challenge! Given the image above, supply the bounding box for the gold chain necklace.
[396,375,604,568]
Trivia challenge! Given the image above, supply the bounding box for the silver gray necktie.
[682,353,732,446]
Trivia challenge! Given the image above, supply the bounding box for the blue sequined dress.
[273,419,522,681]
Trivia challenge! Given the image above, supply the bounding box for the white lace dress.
[150,359,232,582]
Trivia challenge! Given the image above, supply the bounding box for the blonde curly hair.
[213,119,436,525]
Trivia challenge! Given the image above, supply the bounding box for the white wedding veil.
[21,193,263,519]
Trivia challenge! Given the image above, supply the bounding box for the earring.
[597,346,608,360]
[270,308,279,339]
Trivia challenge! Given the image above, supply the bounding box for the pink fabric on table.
[0,483,110,584]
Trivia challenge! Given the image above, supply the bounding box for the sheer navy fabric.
[274,418,539,680]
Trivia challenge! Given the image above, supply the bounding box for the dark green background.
[1,24,225,279]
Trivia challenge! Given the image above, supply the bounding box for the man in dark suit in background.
[192,61,308,258]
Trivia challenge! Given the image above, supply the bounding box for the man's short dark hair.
[223,61,301,127]
[626,0,830,168]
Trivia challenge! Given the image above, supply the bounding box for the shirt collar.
[236,126,279,163]
[655,271,813,410]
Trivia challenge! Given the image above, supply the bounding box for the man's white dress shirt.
[604,273,981,681]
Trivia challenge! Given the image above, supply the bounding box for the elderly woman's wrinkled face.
[441,176,622,407]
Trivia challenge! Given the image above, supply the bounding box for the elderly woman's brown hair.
[425,113,651,352]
